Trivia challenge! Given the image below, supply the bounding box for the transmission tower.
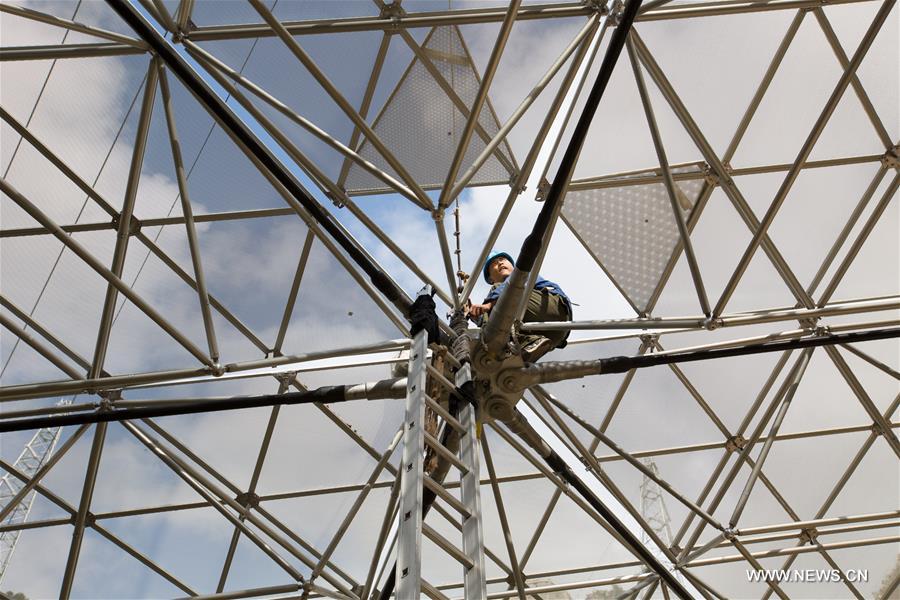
[639,458,675,559]
[0,402,67,584]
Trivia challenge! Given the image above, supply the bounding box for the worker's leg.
[523,289,570,348]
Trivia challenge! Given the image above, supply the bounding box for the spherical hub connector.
[211,363,226,377]
[485,396,515,422]
[472,346,503,375]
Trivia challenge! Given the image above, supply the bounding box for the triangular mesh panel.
[344,26,516,195]
[563,166,705,312]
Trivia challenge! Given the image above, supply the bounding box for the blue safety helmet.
[483,251,514,283]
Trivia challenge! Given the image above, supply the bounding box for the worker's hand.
[468,301,494,319]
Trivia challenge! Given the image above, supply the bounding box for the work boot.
[521,336,555,363]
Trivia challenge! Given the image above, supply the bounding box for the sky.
[0,0,898,598]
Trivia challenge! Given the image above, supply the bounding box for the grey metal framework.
[0,0,897,598]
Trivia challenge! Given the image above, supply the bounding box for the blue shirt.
[484,276,572,309]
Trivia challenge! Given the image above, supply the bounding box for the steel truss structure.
[0,0,897,598]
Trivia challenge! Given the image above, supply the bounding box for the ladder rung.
[424,475,471,519]
[425,363,458,394]
[424,431,469,475]
[424,395,464,433]
[423,523,475,570]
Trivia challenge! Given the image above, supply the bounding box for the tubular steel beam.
[483,0,644,354]
[459,14,604,305]
[104,0,413,321]
[183,0,878,41]
[0,3,146,46]
[437,0,522,210]
[89,59,160,378]
[626,34,710,316]
[711,0,896,316]
[247,0,433,211]
[511,327,900,389]
[158,64,220,364]
[0,43,147,61]
[59,423,108,599]
[499,409,694,599]
[0,378,407,432]
[0,177,213,368]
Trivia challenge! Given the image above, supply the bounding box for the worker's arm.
[468,301,495,319]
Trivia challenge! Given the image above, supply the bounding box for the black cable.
[598,326,900,374]
[0,382,399,433]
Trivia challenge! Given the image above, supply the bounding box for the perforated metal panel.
[563,168,705,312]
[344,26,516,195]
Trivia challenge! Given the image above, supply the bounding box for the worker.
[469,251,572,362]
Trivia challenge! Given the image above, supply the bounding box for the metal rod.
[813,8,893,148]
[448,15,599,204]
[496,410,694,599]
[0,43,147,61]
[0,313,84,380]
[481,435,527,600]
[1,328,406,397]
[184,41,422,207]
[184,0,876,41]
[0,2,145,46]
[458,14,603,305]
[158,64,220,363]
[246,0,432,210]
[121,420,307,583]
[89,58,160,378]
[337,32,391,189]
[0,424,89,522]
[434,215,461,308]
[818,173,900,305]
[729,348,813,526]
[0,378,407,432]
[105,0,414,324]
[711,0,896,316]
[484,0,644,354]
[512,326,900,388]
[59,423,107,599]
[438,0,522,209]
[626,34,710,315]
[0,296,92,373]
[566,152,882,191]
[274,229,315,355]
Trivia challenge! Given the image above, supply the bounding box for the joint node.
[535,177,551,202]
[277,371,298,385]
[211,363,226,377]
[702,164,719,186]
[639,332,660,345]
[84,512,97,527]
[111,214,142,236]
[725,434,747,453]
[814,324,831,337]
[669,543,682,556]
[704,317,723,331]
[98,389,121,412]
[235,491,260,509]
[606,0,625,24]
[881,146,900,169]
[431,209,444,223]
[799,527,819,544]
[380,2,405,20]
[723,527,738,541]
